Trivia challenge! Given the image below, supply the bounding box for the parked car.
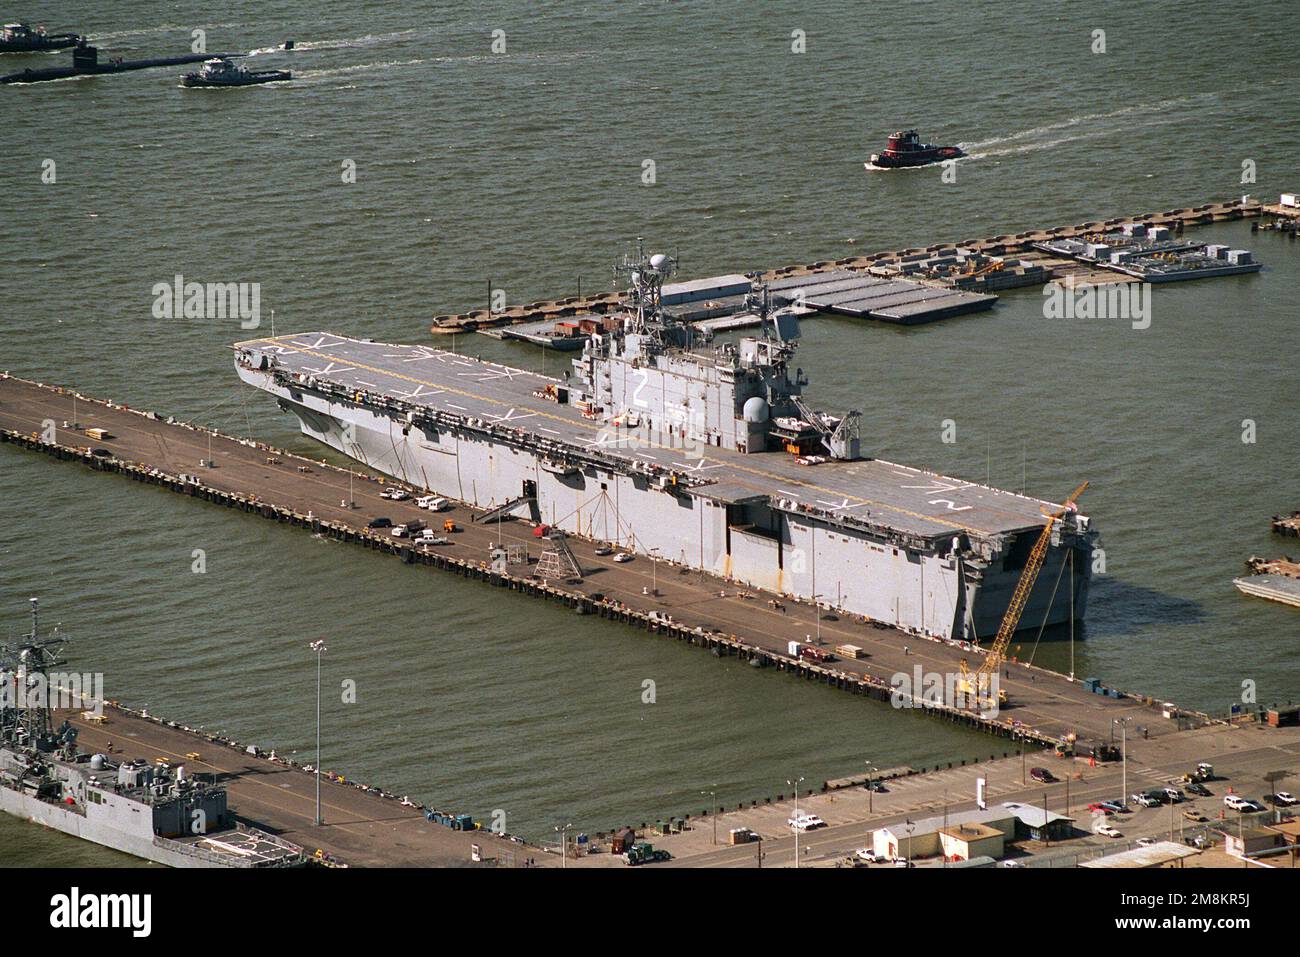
[1088,802,1115,815]
[854,847,878,863]
[787,813,826,831]
[864,780,888,793]
[416,495,449,511]
[1030,767,1056,784]
[1098,801,1126,814]
[1266,791,1297,807]
[367,517,392,528]
[1161,787,1185,803]
[418,534,450,547]
[1000,859,1024,868]
[91,447,113,458]
[594,544,615,556]
[1224,794,1256,812]
[613,552,633,563]
[1132,793,1161,808]
[391,520,426,538]
[1183,809,1208,823]
[380,487,410,501]
[1094,823,1122,838]
[1136,837,1157,847]
[1185,782,1211,797]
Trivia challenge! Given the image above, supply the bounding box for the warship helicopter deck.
[236,330,1070,543]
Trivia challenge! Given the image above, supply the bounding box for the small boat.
[180,57,290,88]
[867,129,965,169]
[0,22,83,53]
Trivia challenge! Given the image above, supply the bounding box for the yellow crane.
[960,481,1089,708]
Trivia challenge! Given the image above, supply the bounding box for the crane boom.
[961,481,1088,699]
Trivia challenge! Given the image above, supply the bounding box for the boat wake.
[957,93,1222,161]
[93,22,243,42]
[248,29,422,57]
[295,58,427,80]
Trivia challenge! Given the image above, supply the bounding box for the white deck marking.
[674,458,723,472]
[292,336,347,350]
[485,408,537,423]
[390,385,443,399]
[301,362,355,376]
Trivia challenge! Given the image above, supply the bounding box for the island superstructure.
[234,247,1096,642]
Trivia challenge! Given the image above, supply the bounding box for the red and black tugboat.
[867,129,965,169]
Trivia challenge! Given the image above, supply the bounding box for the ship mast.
[613,238,676,338]
[0,598,70,752]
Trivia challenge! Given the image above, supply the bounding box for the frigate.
[234,246,1096,642]
[0,599,302,867]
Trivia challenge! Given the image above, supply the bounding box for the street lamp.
[554,823,573,868]
[649,547,660,596]
[701,789,717,845]
[864,761,877,814]
[1113,717,1130,807]
[309,639,327,826]
[813,593,824,645]
[787,776,805,868]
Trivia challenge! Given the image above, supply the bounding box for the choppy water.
[1,1,1298,864]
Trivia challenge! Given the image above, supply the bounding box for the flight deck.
[236,332,1072,543]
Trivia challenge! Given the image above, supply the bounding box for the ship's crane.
[960,481,1088,708]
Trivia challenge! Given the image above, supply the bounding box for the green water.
[1,1,1297,862]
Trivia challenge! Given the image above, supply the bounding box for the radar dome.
[743,396,769,424]
[649,253,670,270]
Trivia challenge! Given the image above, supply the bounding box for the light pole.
[787,776,805,868]
[905,819,915,866]
[701,789,717,845]
[1113,717,1130,806]
[864,761,877,814]
[555,823,573,868]
[309,639,327,826]
[650,547,660,596]
[813,593,824,645]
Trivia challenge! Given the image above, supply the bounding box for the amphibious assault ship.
[0,600,302,867]
[234,247,1096,642]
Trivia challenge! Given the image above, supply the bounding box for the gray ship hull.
[236,338,1092,643]
[0,786,208,867]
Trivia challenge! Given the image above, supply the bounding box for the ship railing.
[270,367,711,490]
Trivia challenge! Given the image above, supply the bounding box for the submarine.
[1,40,243,84]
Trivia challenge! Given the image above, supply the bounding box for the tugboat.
[866,129,965,169]
[0,23,83,53]
[180,57,290,88]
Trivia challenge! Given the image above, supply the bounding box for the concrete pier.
[0,372,1215,755]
